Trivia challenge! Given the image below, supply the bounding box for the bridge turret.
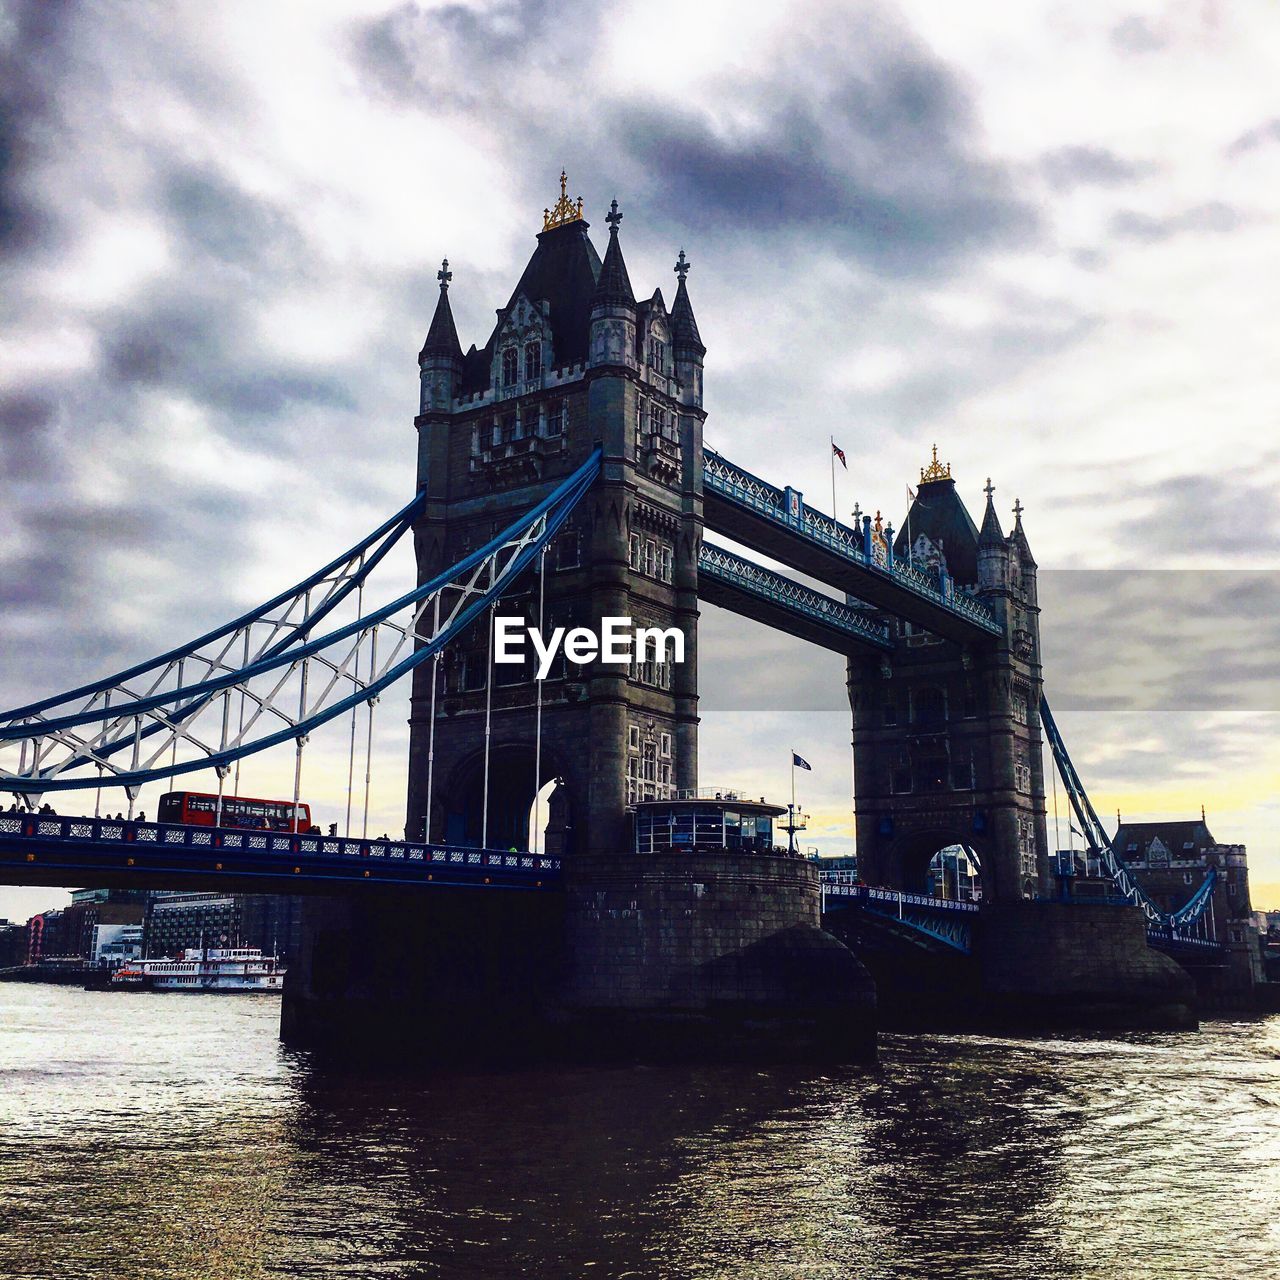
[416,259,464,489]
[1008,497,1038,609]
[589,198,636,371]
[976,478,1007,593]
[670,249,705,410]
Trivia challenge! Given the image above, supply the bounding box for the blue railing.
[702,449,1001,635]
[698,543,892,650]
[0,812,559,886]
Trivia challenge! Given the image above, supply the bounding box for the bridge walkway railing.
[702,450,1001,639]
[0,812,559,890]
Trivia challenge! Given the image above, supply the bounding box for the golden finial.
[920,443,952,484]
[873,510,883,535]
[543,169,586,230]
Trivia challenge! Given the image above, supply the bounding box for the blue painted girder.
[0,812,560,896]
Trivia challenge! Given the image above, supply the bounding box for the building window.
[628,725,640,751]
[635,396,645,447]
[658,545,673,583]
[659,732,672,758]
[555,527,580,570]
[647,337,665,373]
[502,347,518,387]
[1012,687,1029,725]
[644,539,657,578]
[882,701,897,727]
[500,412,517,444]
[545,401,563,437]
[524,341,541,381]
[913,686,947,726]
[459,652,486,692]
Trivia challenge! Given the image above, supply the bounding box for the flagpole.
[790,749,796,855]
[906,486,914,567]
[830,436,837,519]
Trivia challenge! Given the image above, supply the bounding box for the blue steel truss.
[0,811,560,892]
[1,451,601,797]
[821,882,978,953]
[697,542,893,651]
[1040,696,1216,932]
[702,449,1001,637]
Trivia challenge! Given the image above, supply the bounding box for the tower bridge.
[0,178,1215,1058]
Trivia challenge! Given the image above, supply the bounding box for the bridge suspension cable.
[1040,696,1216,932]
[1,450,602,801]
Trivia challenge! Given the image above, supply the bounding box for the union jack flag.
[831,442,847,469]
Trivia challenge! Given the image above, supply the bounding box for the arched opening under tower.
[442,745,572,853]
[891,830,988,898]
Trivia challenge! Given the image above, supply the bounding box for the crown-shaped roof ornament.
[543,169,585,231]
[920,443,952,484]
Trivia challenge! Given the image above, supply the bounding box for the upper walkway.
[702,449,1002,644]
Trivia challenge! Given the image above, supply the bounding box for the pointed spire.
[419,258,462,363]
[1009,495,1037,566]
[592,198,635,308]
[670,248,704,353]
[978,477,1004,546]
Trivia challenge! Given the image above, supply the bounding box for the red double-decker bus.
[157,791,314,833]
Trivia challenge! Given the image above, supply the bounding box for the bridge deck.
[697,543,892,654]
[0,813,559,895]
[702,451,1001,645]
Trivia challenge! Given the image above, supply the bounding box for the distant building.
[143,892,304,962]
[1065,815,1266,1003]
[144,893,241,958]
[0,921,26,968]
[92,923,143,969]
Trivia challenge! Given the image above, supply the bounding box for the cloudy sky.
[2,0,1278,921]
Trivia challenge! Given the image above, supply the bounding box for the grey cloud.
[1040,145,1151,190]
[1099,468,1280,563]
[0,0,76,254]
[1110,15,1169,55]
[353,0,602,112]
[161,162,306,270]
[1110,201,1244,241]
[1227,118,1280,158]
[354,1,1041,280]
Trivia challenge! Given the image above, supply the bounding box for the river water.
[0,987,1276,1279]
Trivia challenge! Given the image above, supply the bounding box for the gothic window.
[500,412,517,444]
[658,545,673,583]
[555,526,580,570]
[659,732,672,758]
[913,686,947,726]
[963,681,978,719]
[913,754,949,794]
[545,401,563,437]
[647,337,666,373]
[644,539,657,577]
[882,700,898,727]
[502,347,518,387]
[1014,743,1031,793]
[629,533,642,571]
[950,748,974,791]
[634,396,645,447]
[1012,687,1029,725]
[459,651,486,692]
[628,724,640,751]
[524,341,541,381]
[891,766,912,794]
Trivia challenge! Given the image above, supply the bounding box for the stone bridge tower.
[847,450,1051,902]
[405,177,705,856]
